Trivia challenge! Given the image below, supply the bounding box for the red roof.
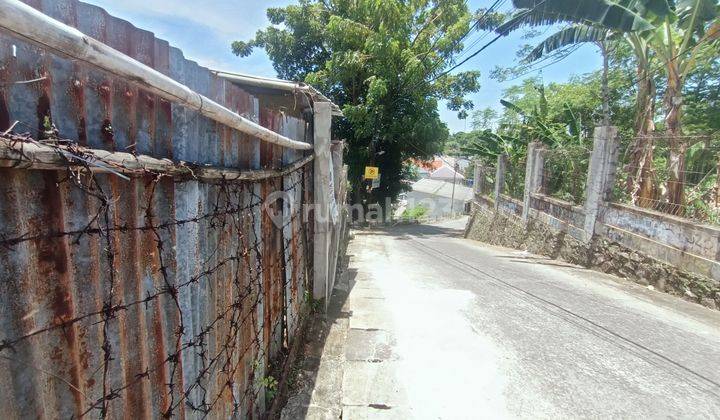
[409,158,443,171]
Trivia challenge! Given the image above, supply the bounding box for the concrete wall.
[466,130,720,311]
[597,203,720,283]
[466,198,720,310]
[497,194,524,218]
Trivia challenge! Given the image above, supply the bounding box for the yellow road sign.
[364,166,379,180]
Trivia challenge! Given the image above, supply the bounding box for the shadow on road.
[495,254,591,270]
[352,222,465,240]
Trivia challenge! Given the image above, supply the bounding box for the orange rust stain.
[37,172,85,413]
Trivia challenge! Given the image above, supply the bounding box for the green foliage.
[444,131,478,155]
[683,40,720,134]
[498,0,659,36]
[461,79,602,202]
[401,204,429,220]
[543,145,591,204]
[525,24,609,62]
[401,161,421,183]
[260,375,278,402]
[304,290,322,313]
[471,107,499,131]
[500,0,719,210]
[234,1,494,203]
[498,83,587,148]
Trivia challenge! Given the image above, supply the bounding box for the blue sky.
[85,0,602,133]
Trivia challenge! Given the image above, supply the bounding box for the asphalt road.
[338,217,720,419]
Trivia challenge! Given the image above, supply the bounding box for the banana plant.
[652,0,719,211]
[461,129,528,198]
[498,85,584,148]
[498,0,720,213]
[521,23,660,205]
[462,86,588,201]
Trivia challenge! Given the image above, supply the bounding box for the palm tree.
[515,23,659,207]
[498,0,719,213]
[650,1,719,212]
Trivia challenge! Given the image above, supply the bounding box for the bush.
[401,204,429,220]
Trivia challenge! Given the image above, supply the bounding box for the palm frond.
[500,99,526,116]
[505,0,657,33]
[496,9,577,34]
[526,25,609,62]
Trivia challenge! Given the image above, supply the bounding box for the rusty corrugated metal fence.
[0,0,323,418]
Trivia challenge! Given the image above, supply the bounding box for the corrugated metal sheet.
[0,1,313,418]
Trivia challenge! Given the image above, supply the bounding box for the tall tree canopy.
[232,0,500,204]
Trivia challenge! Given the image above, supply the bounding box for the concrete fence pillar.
[473,160,485,197]
[494,153,507,210]
[331,141,344,200]
[328,140,345,302]
[583,126,619,242]
[522,141,546,223]
[312,102,333,304]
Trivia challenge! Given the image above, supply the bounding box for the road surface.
[323,217,720,419]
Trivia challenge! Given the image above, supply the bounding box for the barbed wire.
[0,129,314,418]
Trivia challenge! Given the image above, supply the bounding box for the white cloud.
[86,0,290,40]
[79,0,285,76]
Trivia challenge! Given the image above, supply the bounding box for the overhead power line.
[392,0,511,108]
[430,4,542,82]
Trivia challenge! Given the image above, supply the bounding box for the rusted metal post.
[494,153,507,210]
[312,102,334,305]
[583,126,619,242]
[522,141,546,224]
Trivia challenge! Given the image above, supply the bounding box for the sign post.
[371,174,381,190]
[364,166,379,180]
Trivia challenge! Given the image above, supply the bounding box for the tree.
[649,0,719,211]
[522,26,660,206]
[461,73,614,203]
[444,131,477,155]
[496,2,660,206]
[471,107,499,130]
[233,1,493,205]
[497,0,720,213]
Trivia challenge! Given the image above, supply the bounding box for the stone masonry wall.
[465,203,720,311]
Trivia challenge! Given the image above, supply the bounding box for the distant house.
[417,166,431,179]
[409,158,441,179]
[408,156,470,184]
[428,164,465,183]
[406,178,473,218]
[443,156,471,173]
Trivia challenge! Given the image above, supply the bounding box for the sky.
[85,0,603,134]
